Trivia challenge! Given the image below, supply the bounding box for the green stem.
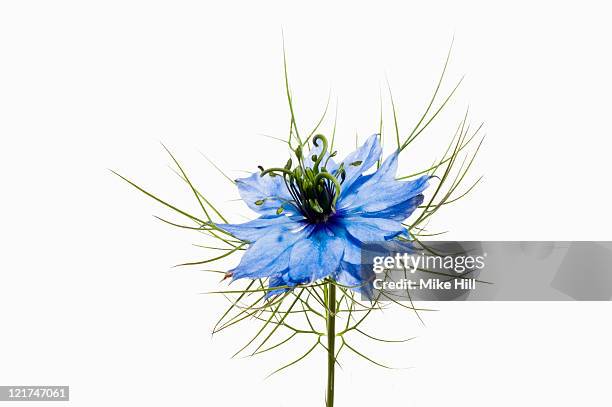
[326,280,336,407]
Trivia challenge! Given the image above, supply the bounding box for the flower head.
[218,134,429,296]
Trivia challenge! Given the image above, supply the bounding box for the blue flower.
[218,134,429,297]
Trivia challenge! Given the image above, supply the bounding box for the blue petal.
[216,214,305,242]
[334,261,374,298]
[286,228,344,284]
[327,222,363,265]
[235,172,294,216]
[348,176,430,214]
[265,274,293,298]
[357,194,424,221]
[338,147,429,217]
[231,224,314,280]
[340,215,406,242]
[334,134,382,191]
[339,152,400,208]
[368,150,398,181]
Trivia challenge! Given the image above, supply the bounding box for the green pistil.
[257,134,343,223]
[311,134,328,172]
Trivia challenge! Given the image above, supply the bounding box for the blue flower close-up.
[218,134,430,296]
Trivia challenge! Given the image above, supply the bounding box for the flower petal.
[334,134,382,191]
[334,261,374,298]
[328,223,363,265]
[235,172,294,216]
[348,176,429,214]
[341,215,406,242]
[339,151,400,208]
[265,274,293,298]
[358,194,424,221]
[231,224,314,280]
[217,214,305,243]
[286,229,344,284]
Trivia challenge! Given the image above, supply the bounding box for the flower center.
[257,134,347,223]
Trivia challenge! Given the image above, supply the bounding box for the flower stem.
[326,280,336,407]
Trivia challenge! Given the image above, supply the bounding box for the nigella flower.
[114,50,483,407]
[218,134,429,297]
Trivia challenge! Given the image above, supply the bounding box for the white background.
[1,1,611,406]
